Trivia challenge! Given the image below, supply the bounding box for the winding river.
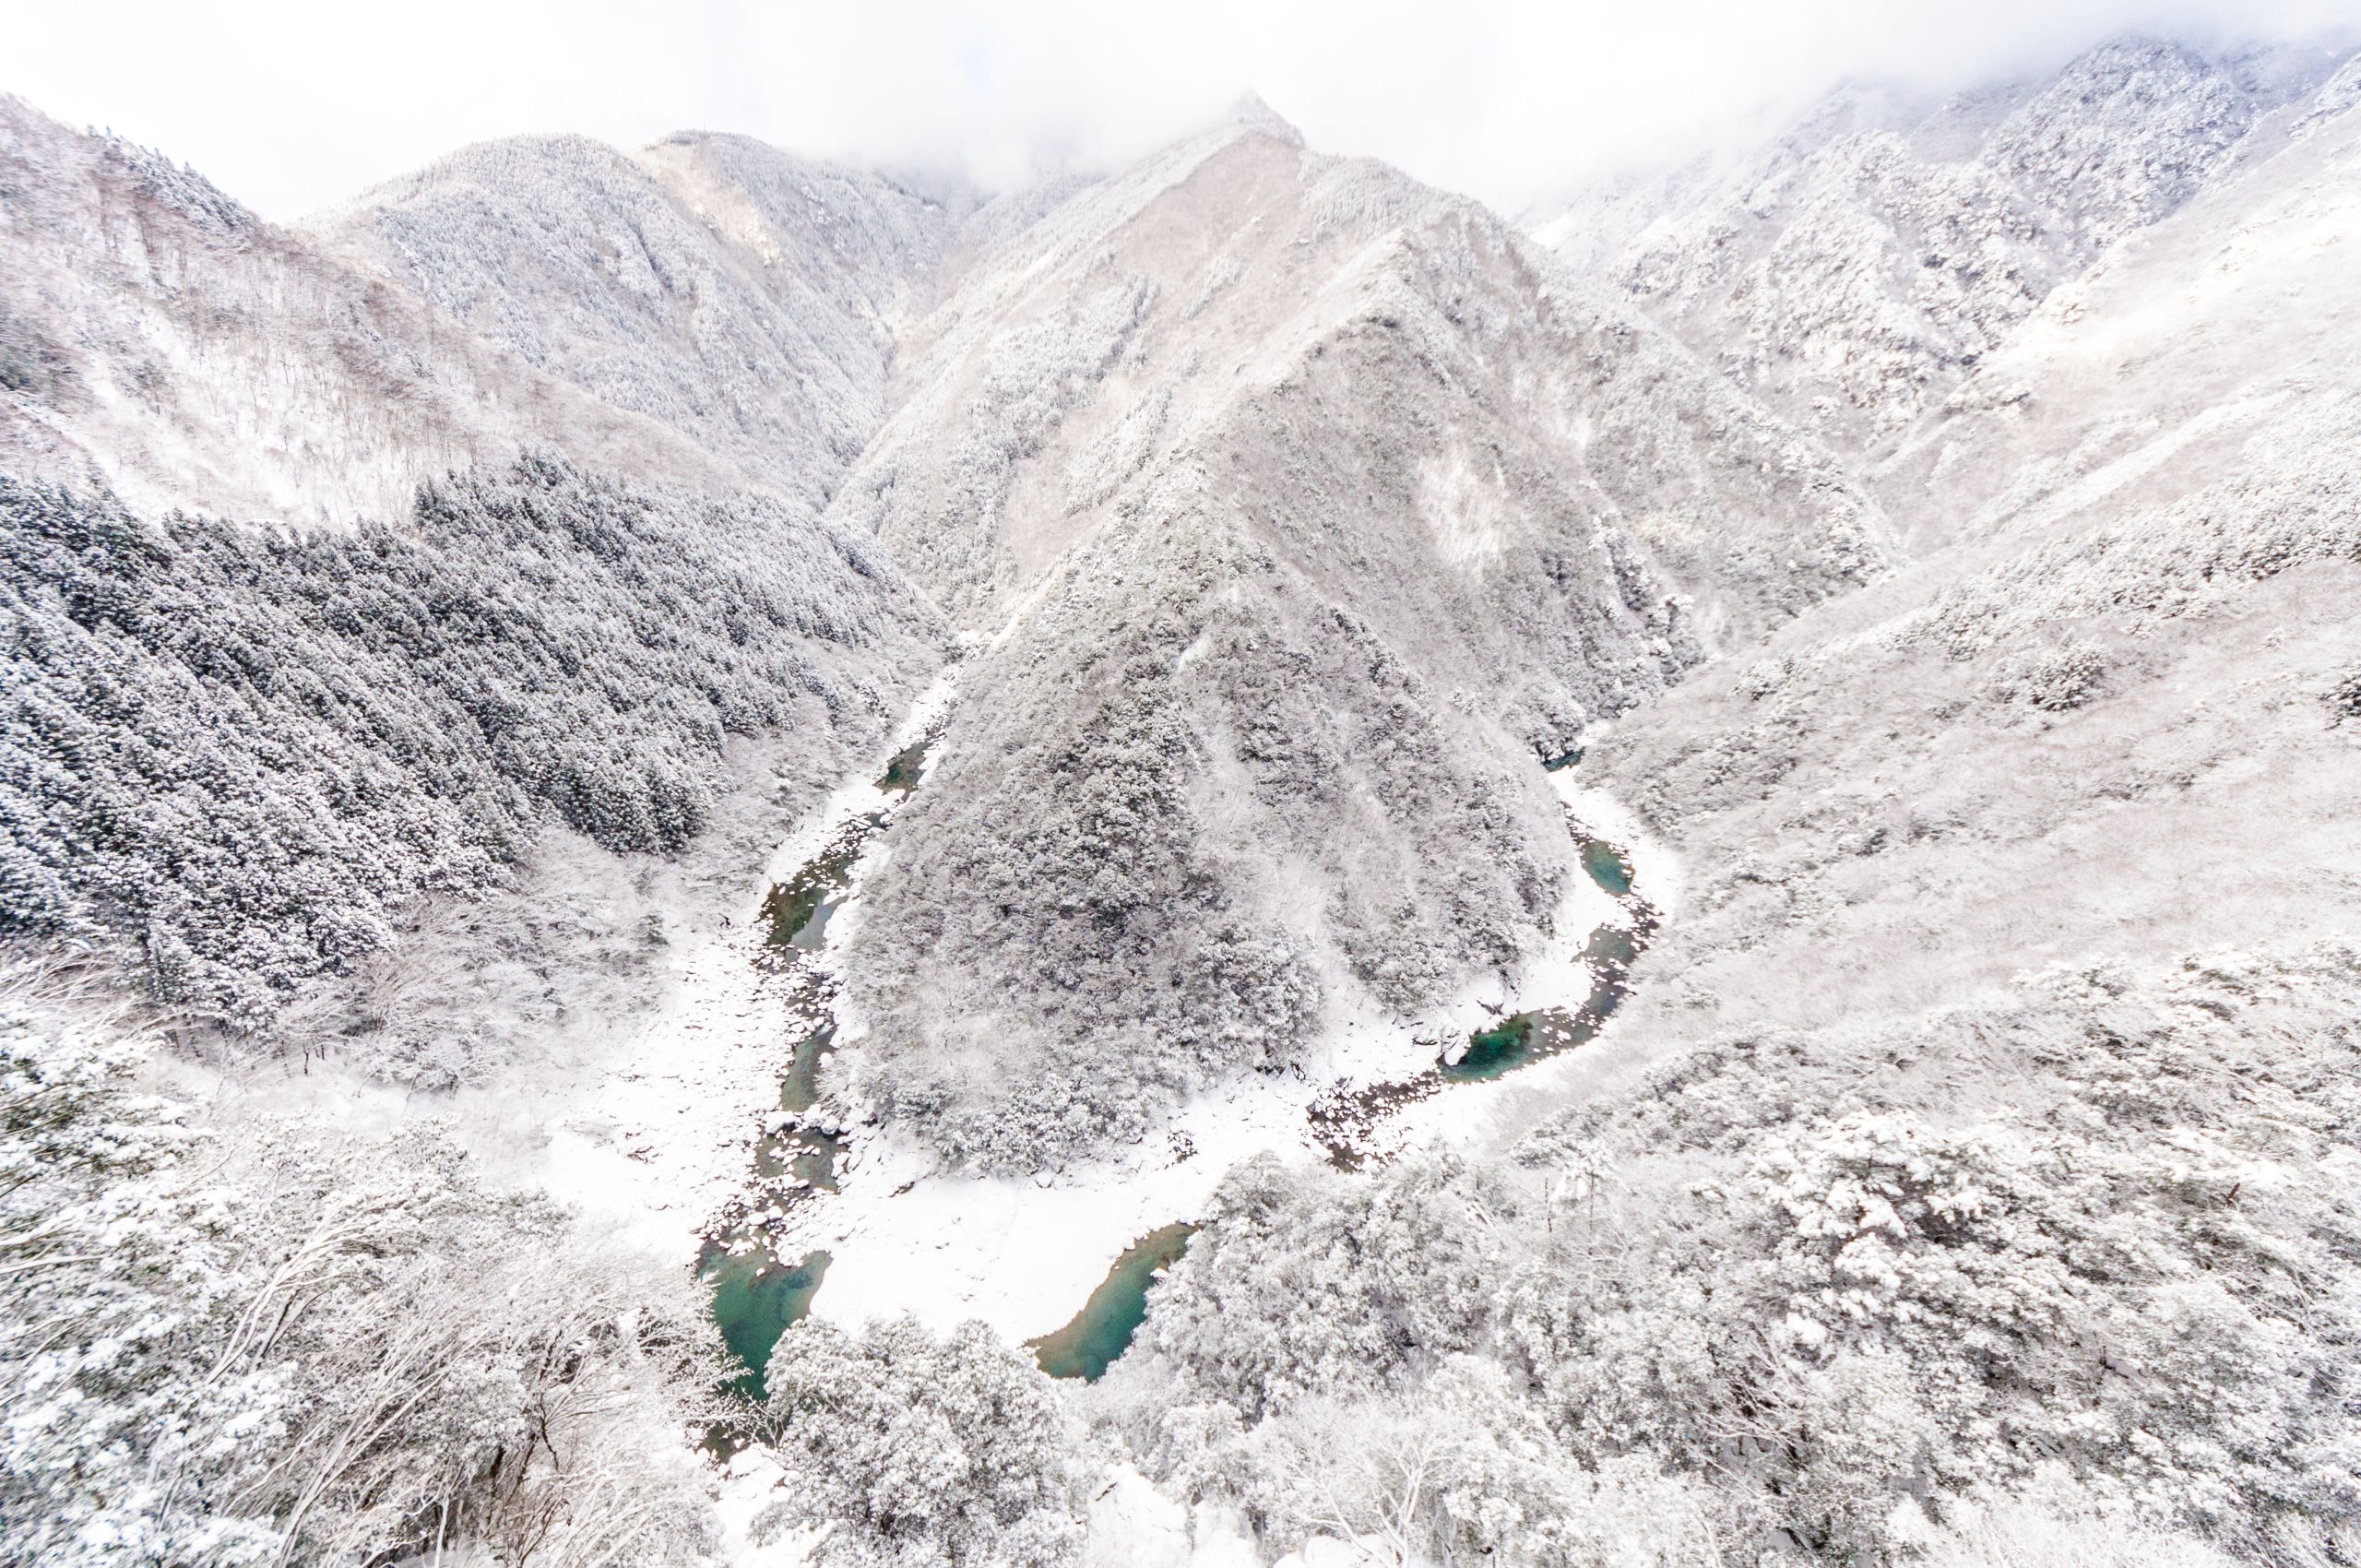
[694,731,931,1400]
[697,727,1654,1397]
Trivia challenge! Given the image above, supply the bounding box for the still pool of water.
[1444,1007,1600,1081]
[1028,1222,1197,1382]
[757,807,890,954]
[777,1025,835,1115]
[703,1245,831,1403]
[759,860,851,950]
[1581,837,1635,897]
[1441,856,1650,1081]
[877,736,930,796]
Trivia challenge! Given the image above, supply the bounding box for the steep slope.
[1077,46,2361,1568]
[314,132,951,512]
[0,96,957,1053]
[1528,36,2355,460]
[1562,52,2361,1056]
[826,113,1892,1170]
[0,100,958,1568]
[1877,52,2361,550]
[0,456,945,1044]
[0,96,740,526]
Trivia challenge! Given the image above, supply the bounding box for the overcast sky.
[5,0,2355,220]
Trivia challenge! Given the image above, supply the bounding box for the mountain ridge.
[5,34,2360,1567]
[0,93,752,527]
[1525,34,2359,464]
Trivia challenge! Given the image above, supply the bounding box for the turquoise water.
[1543,747,1584,772]
[754,733,931,950]
[759,853,853,950]
[1444,1007,1598,1082]
[1584,922,1638,989]
[702,734,932,1413]
[877,736,930,796]
[1581,837,1635,896]
[752,1125,842,1193]
[757,807,894,954]
[1440,922,1643,1080]
[1453,1013,1535,1077]
[1029,1223,1197,1382]
[1437,826,1646,1080]
[703,1246,831,1402]
[784,1128,841,1192]
[777,1025,835,1115]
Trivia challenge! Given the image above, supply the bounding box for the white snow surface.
[533,674,960,1263]
[799,766,1641,1343]
[0,96,744,528]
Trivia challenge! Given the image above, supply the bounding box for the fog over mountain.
[3,18,2359,1568]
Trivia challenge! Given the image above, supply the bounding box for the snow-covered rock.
[313,131,953,513]
[827,113,1890,1170]
[0,95,742,527]
[1527,36,2355,455]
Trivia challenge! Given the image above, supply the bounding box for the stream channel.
[698,734,1654,1400]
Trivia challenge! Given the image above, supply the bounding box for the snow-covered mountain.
[828,103,1891,1168]
[0,96,747,526]
[1551,28,2361,1092]
[312,132,954,513]
[1525,37,2354,459]
[6,29,2361,1568]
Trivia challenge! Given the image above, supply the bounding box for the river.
[697,723,1655,1398]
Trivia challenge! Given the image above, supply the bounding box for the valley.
[4,24,2359,1568]
[671,667,1664,1403]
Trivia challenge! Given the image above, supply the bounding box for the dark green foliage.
[2330,666,2361,722]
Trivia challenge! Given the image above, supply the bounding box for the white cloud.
[3,0,2355,219]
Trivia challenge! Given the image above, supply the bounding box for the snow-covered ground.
[511,644,1669,1351]
[791,765,1667,1345]
[533,674,960,1262]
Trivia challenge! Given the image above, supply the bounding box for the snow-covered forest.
[2,457,940,1049]
[5,22,2361,1568]
[1,968,731,1566]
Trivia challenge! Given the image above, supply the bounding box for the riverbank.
[771,764,1673,1350]
[527,674,962,1264]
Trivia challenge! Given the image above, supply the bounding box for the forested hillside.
[315,133,952,512]
[0,969,731,1568]
[1024,32,2361,1567]
[0,96,741,525]
[1527,38,2350,459]
[5,25,2360,1568]
[829,117,1892,1170]
[1,457,940,1048]
[1092,939,2361,1565]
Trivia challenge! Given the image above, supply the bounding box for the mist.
[5,0,2356,219]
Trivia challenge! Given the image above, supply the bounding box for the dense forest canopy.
[0,457,939,1034]
[3,27,2359,1568]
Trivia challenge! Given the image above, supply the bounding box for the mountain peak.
[1224,91,1305,148]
